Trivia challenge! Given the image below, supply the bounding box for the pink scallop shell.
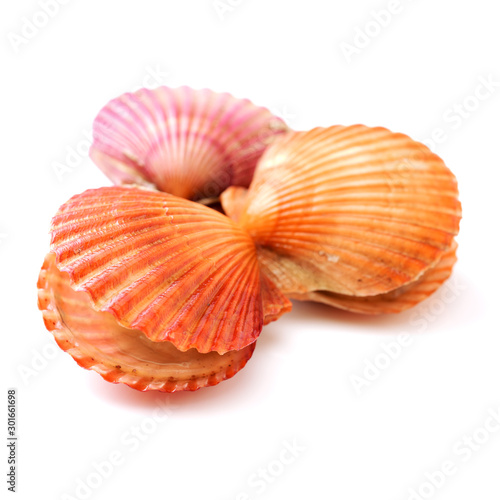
[90,86,289,200]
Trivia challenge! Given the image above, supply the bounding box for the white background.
[2,1,500,499]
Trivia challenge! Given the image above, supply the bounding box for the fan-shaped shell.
[37,253,255,392]
[234,125,461,298]
[90,86,289,201]
[48,185,291,355]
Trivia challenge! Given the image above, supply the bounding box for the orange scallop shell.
[225,125,461,304]
[48,185,291,355]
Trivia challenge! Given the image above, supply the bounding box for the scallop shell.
[48,185,291,355]
[37,253,256,392]
[231,125,461,300]
[90,86,289,201]
[286,241,458,314]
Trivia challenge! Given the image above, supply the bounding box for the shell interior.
[38,253,256,392]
